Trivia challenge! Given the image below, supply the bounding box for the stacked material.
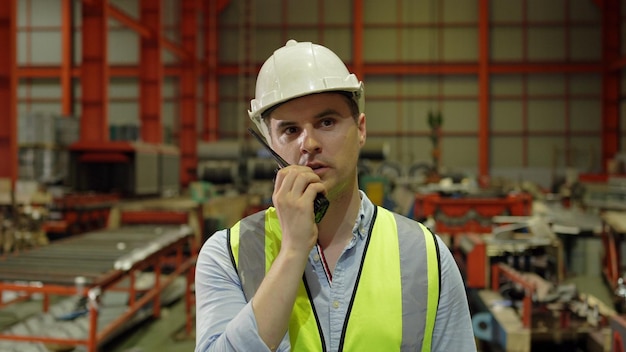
[18,113,78,183]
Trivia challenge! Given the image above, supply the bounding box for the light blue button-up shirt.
[195,192,476,351]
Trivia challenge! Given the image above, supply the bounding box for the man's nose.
[299,128,321,155]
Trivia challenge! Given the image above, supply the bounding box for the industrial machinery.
[601,211,626,311]
[458,216,562,290]
[197,139,393,210]
[583,176,626,211]
[414,191,533,240]
[466,217,616,351]
[610,314,626,352]
[473,263,614,352]
[0,203,49,254]
[197,140,246,191]
[579,177,626,306]
[42,193,120,238]
[68,141,181,197]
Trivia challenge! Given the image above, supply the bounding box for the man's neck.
[316,186,361,249]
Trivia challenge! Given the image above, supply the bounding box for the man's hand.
[273,165,326,254]
[251,165,326,349]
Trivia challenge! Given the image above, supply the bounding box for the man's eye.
[284,126,298,135]
[321,119,334,127]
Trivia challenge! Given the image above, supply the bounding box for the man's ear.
[358,113,366,146]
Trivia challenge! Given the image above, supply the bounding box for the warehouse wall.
[16,0,183,143]
[14,0,626,188]
[214,0,622,187]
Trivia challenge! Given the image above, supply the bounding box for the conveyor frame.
[0,224,196,352]
[601,211,626,294]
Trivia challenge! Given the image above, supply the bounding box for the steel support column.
[478,0,489,179]
[61,0,73,116]
[139,0,162,144]
[612,56,626,70]
[352,0,364,81]
[601,0,621,171]
[81,0,109,142]
[202,0,219,142]
[180,0,198,186]
[0,0,17,186]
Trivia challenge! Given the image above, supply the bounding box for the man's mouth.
[306,162,328,173]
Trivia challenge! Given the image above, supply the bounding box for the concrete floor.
[105,297,195,352]
[110,275,614,352]
[0,291,195,352]
[565,275,614,308]
[0,273,616,352]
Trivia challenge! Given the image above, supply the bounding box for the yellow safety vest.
[229,206,440,351]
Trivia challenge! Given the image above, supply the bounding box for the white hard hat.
[249,39,364,140]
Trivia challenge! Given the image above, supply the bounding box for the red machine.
[414,192,532,237]
[601,211,626,300]
[42,193,119,237]
[457,221,562,290]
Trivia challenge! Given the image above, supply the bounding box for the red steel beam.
[611,56,626,70]
[17,61,602,81]
[0,0,17,186]
[490,62,602,73]
[366,62,601,75]
[108,4,150,37]
[478,0,489,179]
[492,263,535,328]
[521,0,528,167]
[108,4,189,60]
[81,0,109,143]
[120,210,189,225]
[241,0,254,133]
[202,0,219,141]
[463,234,487,288]
[179,0,198,186]
[139,0,162,144]
[17,65,184,78]
[218,62,601,76]
[317,0,324,41]
[352,0,364,81]
[601,0,621,172]
[280,0,287,44]
[61,0,73,115]
[217,0,231,12]
[77,1,234,70]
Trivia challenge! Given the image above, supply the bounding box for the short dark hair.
[338,91,360,119]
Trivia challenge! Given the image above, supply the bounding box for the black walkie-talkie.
[248,128,329,223]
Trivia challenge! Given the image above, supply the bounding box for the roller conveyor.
[0,224,197,352]
[0,225,190,285]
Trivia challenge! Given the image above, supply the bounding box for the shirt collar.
[353,190,376,240]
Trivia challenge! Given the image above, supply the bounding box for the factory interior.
[0,0,625,351]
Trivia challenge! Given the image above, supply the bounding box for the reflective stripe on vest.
[228,206,440,351]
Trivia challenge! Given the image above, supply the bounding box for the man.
[195,39,476,351]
